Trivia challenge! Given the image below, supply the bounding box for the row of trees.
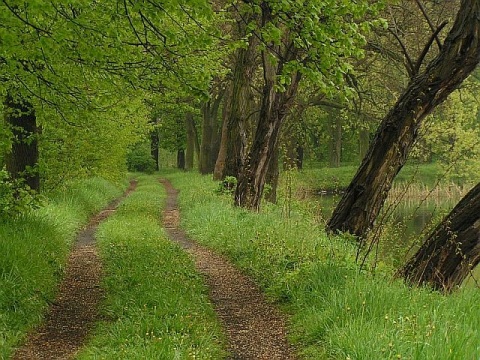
[2,0,479,292]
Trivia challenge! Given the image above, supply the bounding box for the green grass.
[295,162,461,193]
[167,171,480,360]
[0,177,124,359]
[77,175,226,360]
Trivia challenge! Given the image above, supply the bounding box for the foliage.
[0,177,122,359]
[168,171,480,359]
[77,175,226,359]
[216,175,237,195]
[415,86,480,184]
[126,142,156,174]
[0,169,42,219]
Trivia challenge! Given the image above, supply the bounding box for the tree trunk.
[213,25,258,181]
[358,128,370,161]
[185,112,195,170]
[296,145,304,170]
[4,94,40,191]
[177,149,185,170]
[399,182,480,292]
[150,122,160,171]
[264,147,279,203]
[329,114,342,168]
[200,92,223,174]
[235,30,301,210]
[327,0,480,237]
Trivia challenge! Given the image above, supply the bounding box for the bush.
[0,169,41,219]
[126,143,156,174]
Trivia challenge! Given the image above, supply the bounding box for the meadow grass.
[294,162,465,194]
[167,171,480,360]
[0,177,124,359]
[77,175,226,360]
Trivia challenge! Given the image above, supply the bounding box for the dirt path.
[160,179,297,360]
[13,181,137,360]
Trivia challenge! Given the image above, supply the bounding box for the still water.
[313,192,479,285]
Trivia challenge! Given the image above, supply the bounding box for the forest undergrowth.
[168,171,480,360]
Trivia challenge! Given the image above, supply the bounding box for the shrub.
[0,169,41,219]
[126,143,156,174]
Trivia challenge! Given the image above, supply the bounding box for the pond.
[313,191,480,286]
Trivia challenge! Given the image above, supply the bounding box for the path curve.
[160,179,296,360]
[13,180,137,360]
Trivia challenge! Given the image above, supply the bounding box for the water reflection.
[314,192,480,286]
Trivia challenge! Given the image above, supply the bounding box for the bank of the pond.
[167,171,480,359]
[0,178,125,359]
[293,162,474,195]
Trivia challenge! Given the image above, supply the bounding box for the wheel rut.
[160,179,297,360]
[13,180,137,360]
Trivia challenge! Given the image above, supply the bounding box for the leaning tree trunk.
[399,182,480,292]
[4,93,40,191]
[327,0,480,237]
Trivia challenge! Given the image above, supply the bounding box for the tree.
[213,10,259,181]
[234,0,376,210]
[3,94,39,191]
[327,0,480,237]
[199,85,224,174]
[399,181,480,292]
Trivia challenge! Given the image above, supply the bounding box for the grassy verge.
[0,178,124,359]
[168,171,480,359]
[77,175,226,359]
[294,162,463,194]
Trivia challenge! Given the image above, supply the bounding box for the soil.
[12,181,137,360]
[160,179,297,360]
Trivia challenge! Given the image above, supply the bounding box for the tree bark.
[264,147,279,203]
[150,120,160,171]
[213,21,258,181]
[399,182,480,292]
[327,0,480,237]
[200,92,223,174]
[235,3,302,210]
[177,149,185,170]
[358,128,370,161]
[185,112,196,170]
[4,93,40,191]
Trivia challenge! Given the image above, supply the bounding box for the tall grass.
[0,177,124,359]
[168,172,480,359]
[77,175,226,359]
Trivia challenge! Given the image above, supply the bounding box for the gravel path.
[13,181,137,360]
[160,179,297,360]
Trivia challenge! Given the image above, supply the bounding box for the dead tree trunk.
[399,182,480,292]
[4,94,40,191]
[327,0,480,237]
